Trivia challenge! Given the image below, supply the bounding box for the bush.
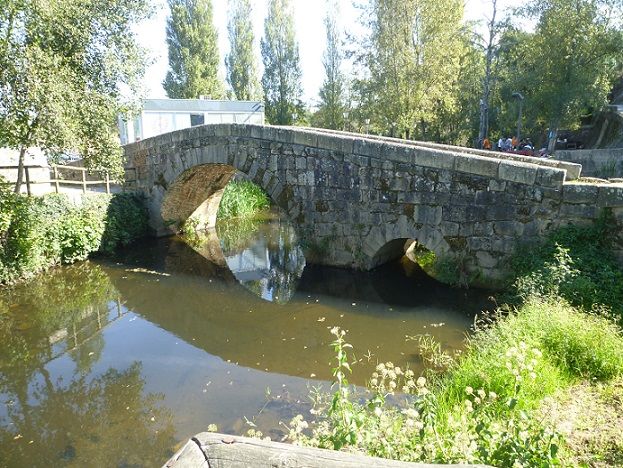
[0,189,148,284]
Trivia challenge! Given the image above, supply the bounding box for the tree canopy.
[312,2,348,130]
[261,0,304,125]
[0,0,150,191]
[163,0,224,99]
[226,0,262,101]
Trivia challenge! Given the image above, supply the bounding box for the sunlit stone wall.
[123,124,623,287]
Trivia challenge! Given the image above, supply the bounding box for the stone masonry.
[123,124,623,288]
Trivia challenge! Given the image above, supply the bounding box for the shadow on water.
[0,209,495,465]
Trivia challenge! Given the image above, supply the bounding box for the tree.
[313,1,347,130]
[476,0,503,147]
[353,0,466,140]
[163,0,224,99]
[261,0,304,125]
[225,0,261,101]
[512,0,623,150]
[0,0,150,193]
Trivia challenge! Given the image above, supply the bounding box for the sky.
[134,0,526,104]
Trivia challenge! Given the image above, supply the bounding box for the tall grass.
[217,180,270,220]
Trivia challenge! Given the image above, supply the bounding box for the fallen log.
[165,432,491,468]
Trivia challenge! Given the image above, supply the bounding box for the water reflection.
[216,212,305,303]
[0,264,175,466]
[183,209,306,303]
[0,212,493,466]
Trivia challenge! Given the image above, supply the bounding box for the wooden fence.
[0,164,137,196]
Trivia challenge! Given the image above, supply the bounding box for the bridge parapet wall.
[124,124,623,288]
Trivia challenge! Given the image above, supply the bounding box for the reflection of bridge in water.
[108,237,485,382]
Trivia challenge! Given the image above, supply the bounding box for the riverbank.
[256,211,623,466]
[0,182,148,284]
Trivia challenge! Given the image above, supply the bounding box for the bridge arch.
[123,124,623,288]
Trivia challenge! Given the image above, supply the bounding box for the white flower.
[417,377,426,388]
[374,407,383,417]
[477,389,486,399]
[465,386,474,395]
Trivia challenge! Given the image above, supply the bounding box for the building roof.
[142,99,264,113]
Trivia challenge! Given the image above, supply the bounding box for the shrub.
[0,190,148,284]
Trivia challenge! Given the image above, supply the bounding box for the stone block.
[562,184,599,204]
[559,203,597,219]
[488,180,507,192]
[476,251,498,269]
[413,205,443,225]
[597,185,623,207]
[535,166,565,188]
[412,149,456,171]
[292,130,318,147]
[493,221,524,236]
[440,221,460,237]
[317,133,355,154]
[384,144,413,164]
[454,154,499,178]
[498,160,538,185]
[354,139,384,158]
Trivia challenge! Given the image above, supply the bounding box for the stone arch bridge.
[123,124,623,287]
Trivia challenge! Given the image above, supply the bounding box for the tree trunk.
[547,127,558,153]
[14,146,27,194]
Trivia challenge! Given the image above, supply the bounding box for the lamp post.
[512,92,524,142]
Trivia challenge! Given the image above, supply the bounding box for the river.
[0,209,491,466]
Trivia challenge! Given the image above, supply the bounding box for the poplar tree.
[163,0,224,99]
[261,0,304,125]
[313,2,347,130]
[225,0,261,101]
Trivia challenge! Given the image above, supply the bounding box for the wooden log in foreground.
[164,432,491,468]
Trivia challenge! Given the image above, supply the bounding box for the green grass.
[217,180,270,220]
[435,299,623,420]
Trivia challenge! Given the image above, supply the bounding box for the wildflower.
[386,362,394,368]
[465,386,473,395]
[370,378,378,386]
[389,381,397,390]
[388,370,397,380]
[464,400,473,412]
[477,389,486,399]
[405,369,415,378]
[414,421,424,430]
[394,366,403,375]
[403,408,419,419]
[417,376,426,387]
[376,363,385,372]
[529,372,537,380]
[532,348,543,358]
[330,326,340,336]
[374,407,383,417]
[474,397,481,405]
[372,372,379,379]
[488,391,497,400]
[519,341,528,350]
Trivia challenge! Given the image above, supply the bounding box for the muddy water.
[0,211,492,467]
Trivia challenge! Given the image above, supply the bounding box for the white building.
[118,98,265,145]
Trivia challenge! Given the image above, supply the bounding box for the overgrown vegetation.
[216,179,270,220]
[507,208,623,316]
[0,184,148,284]
[266,211,623,465]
